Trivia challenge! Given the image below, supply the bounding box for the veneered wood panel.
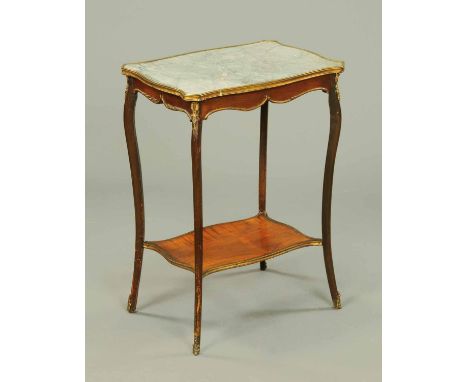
[199,74,333,119]
[144,215,321,276]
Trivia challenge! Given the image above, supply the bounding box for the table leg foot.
[192,336,200,356]
[333,292,342,309]
[127,294,137,313]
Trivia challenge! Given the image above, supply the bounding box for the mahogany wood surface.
[322,80,342,309]
[258,103,269,271]
[258,103,268,215]
[191,108,203,355]
[130,74,334,121]
[144,215,322,277]
[132,78,192,118]
[200,74,332,120]
[124,78,145,313]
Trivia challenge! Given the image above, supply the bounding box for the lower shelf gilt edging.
[143,214,322,276]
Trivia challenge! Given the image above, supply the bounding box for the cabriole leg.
[191,103,204,355]
[124,77,145,313]
[322,75,342,309]
[259,102,269,271]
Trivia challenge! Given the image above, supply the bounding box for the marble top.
[122,41,344,101]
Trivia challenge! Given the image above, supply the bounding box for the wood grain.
[144,215,322,276]
[130,74,333,122]
[124,78,145,313]
[199,74,333,120]
[258,103,269,271]
[322,76,342,309]
[191,104,203,354]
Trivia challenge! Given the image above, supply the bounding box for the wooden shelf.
[144,215,322,276]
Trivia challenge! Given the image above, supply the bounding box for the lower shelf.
[144,214,322,276]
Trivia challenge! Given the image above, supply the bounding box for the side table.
[121,41,344,355]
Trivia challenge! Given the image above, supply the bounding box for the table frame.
[123,71,342,355]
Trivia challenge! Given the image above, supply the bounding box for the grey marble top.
[122,41,344,101]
